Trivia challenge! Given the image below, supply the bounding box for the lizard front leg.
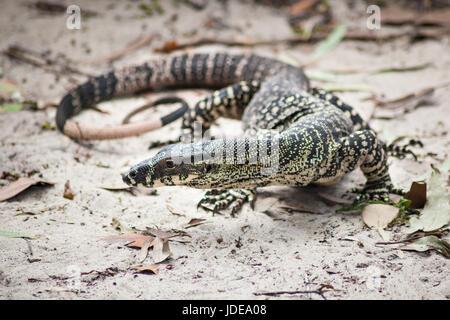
[198,189,256,216]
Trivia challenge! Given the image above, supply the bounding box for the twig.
[154,28,448,54]
[253,284,335,300]
[92,33,159,64]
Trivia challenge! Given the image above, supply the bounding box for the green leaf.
[320,83,373,92]
[400,235,450,258]
[0,230,38,239]
[376,63,432,74]
[408,167,450,233]
[0,104,22,112]
[304,69,338,82]
[307,25,347,63]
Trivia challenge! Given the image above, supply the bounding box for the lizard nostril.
[129,171,137,178]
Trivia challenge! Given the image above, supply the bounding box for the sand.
[0,0,448,300]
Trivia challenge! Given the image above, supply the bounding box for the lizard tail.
[56,52,301,140]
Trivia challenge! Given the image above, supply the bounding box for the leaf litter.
[0,177,54,202]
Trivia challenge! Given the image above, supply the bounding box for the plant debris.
[152,237,172,263]
[131,264,160,274]
[404,181,427,209]
[63,180,74,200]
[166,204,186,216]
[400,235,450,258]
[0,177,54,202]
[408,167,450,233]
[185,218,207,229]
[362,204,399,240]
[0,230,38,239]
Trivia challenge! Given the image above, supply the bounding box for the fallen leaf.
[100,233,153,249]
[289,0,319,16]
[185,218,207,229]
[131,264,160,274]
[145,227,179,239]
[404,181,427,209]
[152,237,172,263]
[0,103,22,112]
[154,40,180,53]
[0,230,38,239]
[138,237,155,262]
[400,235,450,258]
[376,87,434,110]
[0,177,54,202]
[166,204,186,216]
[63,180,74,200]
[362,204,399,241]
[376,63,432,74]
[408,167,450,233]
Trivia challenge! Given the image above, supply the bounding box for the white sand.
[0,0,448,299]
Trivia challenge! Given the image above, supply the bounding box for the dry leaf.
[145,227,179,239]
[408,167,450,233]
[166,204,186,216]
[138,237,155,262]
[99,184,133,192]
[0,177,54,202]
[362,204,399,241]
[131,264,160,274]
[185,218,207,228]
[155,40,179,53]
[404,181,427,209]
[63,180,74,200]
[289,0,319,16]
[152,237,172,263]
[400,236,450,258]
[100,233,153,249]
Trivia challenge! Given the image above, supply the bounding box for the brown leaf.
[98,184,132,191]
[100,233,154,249]
[288,0,319,16]
[0,177,54,202]
[63,180,74,200]
[166,204,186,216]
[145,227,179,239]
[138,237,155,262]
[154,40,179,53]
[375,88,434,110]
[404,181,427,209]
[152,237,172,263]
[185,218,207,229]
[131,264,160,274]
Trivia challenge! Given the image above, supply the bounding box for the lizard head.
[122,138,271,189]
[122,142,222,189]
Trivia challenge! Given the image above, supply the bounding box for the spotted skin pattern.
[59,52,398,215]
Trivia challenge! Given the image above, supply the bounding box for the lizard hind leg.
[333,130,401,203]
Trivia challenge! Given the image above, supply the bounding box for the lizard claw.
[197,189,256,216]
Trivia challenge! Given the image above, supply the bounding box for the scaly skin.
[120,54,401,215]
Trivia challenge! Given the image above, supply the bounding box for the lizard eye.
[166,160,175,168]
[129,171,137,178]
[205,164,213,173]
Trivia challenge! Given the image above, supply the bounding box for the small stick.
[92,33,159,64]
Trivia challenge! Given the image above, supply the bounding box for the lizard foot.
[198,189,255,216]
[351,184,404,204]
